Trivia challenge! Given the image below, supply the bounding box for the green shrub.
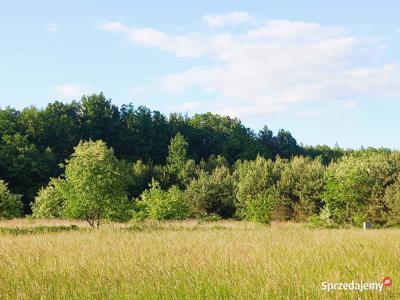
[137,181,190,220]
[278,156,325,221]
[234,155,283,222]
[322,151,400,226]
[383,176,400,226]
[31,178,64,218]
[241,193,275,224]
[0,180,23,219]
[185,166,236,218]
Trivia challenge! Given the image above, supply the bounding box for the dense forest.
[1,93,399,227]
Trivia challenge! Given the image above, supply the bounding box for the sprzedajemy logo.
[322,277,392,292]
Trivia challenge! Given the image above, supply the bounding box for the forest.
[1,93,399,228]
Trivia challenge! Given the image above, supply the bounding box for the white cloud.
[202,11,252,27]
[46,22,60,33]
[52,84,92,100]
[100,18,400,117]
[100,22,207,58]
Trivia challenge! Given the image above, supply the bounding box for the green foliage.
[136,181,190,220]
[383,175,400,226]
[4,93,400,227]
[0,180,23,219]
[1,94,345,210]
[125,159,154,198]
[166,133,199,187]
[185,166,236,218]
[278,156,326,221]
[31,178,64,218]
[0,133,57,212]
[242,193,275,224]
[199,154,229,174]
[302,144,345,165]
[234,155,282,222]
[187,113,265,163]
[322,151,400,226]
[59,140,131,227]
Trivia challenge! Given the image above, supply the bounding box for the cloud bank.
[101,14,400,117]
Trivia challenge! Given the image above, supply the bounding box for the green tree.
[136,181,190,220]
[0,133,57,212]
[125,159,154,198]
[166,133,198,187]
[185,166,236,218]
[234,155,283,222]
[322,151,400,225]
[121,105,171,163]
[79,93,122,155]
[383,175,400,226]
[59,140,130,227]
[278,156,326,221]
[0,180,23,219]
[31,178,65,218]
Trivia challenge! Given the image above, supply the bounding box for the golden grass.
[0,220,399,299]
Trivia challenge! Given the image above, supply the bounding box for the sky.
[1,0,400,149]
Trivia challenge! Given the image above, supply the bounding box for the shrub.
[185,166,236,218]
[278,156,326,221]
[383,176,400,226]
[126,159,154,198]
[322,151,400,226]
[0,180,23,219]
[31,178,64,218]
[137,181,190,220]
[241,193,275,224]
[234,155,283,221]
[165,133,199,187]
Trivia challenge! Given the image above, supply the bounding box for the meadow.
[0,220,398,299]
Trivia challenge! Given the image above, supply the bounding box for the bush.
[31,178,64,218]
[185,166,236,218]
[241,193,275,224]
[234,155,283,221]
[383,176,400,226]
[137,181,191,220]
[0,180,23,219]
[278,156,325,221]
[125,159,154,198]
[322,151,400,226]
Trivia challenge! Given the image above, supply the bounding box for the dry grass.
[0,220,399,299]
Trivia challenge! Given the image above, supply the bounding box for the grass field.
[0,220,398,299]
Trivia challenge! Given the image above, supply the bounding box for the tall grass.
[0,220,398,299]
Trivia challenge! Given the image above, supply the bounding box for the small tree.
[136,181,190,220]
[31,178,64,218]
[0,180,23,219]
[243,193,275,224]
[60,140,131,227]
[278,156,325,221]
[185,166,236,218]
[234,155,283,222]
[383,175,400,226]
[166,133,198,187]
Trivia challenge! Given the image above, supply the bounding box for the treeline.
[0,93,344,213]
[7,137,400,228]
[2,93,399,228]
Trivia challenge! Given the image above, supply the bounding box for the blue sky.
[1,0,400,149]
